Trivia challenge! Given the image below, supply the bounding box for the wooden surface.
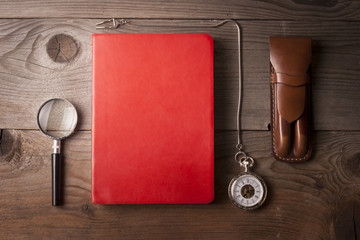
[0,19,359,131]
[0,1,359,239]
[0,0,359,20]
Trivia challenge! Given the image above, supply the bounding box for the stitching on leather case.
[271,83,311,161]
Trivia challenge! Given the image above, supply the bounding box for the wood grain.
[0,0,359,20]
[0,1,359,239]
[0,19,359,131]
[0,129,359,239]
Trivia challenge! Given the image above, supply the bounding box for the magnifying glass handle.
[52,153,61,206]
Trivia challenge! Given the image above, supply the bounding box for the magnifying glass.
[37,98,78,206]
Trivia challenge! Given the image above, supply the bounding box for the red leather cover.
[91,33,214,204]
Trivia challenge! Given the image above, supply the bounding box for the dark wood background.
[0,1,359,239]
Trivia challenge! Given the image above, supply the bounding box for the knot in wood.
[46,34,79,63]
[0,130,20,164]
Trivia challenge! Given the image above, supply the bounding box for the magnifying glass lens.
[38,99,78,139]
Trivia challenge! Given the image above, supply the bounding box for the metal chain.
[96,18,248,164]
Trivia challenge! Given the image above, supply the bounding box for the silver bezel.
[228,171,267,210]
[37,98,78,140]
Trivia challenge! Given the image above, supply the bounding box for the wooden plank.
[0,0,359,20]
[0,129,359,239]
[0,19,359,130]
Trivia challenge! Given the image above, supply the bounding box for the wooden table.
[0,1,359,239]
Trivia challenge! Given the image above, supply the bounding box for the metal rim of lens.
[228,171,267,210]
[37,98,78,140]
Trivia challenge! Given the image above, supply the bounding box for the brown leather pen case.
[270,36,312,162]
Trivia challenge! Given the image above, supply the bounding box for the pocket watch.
[228,152,267,210]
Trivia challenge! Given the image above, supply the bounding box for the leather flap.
[276,84,306,122]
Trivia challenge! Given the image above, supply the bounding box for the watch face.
[228,172,267,210]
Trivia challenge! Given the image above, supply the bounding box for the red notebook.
[92,33,214,204]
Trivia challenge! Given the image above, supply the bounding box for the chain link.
[95,18,253,168]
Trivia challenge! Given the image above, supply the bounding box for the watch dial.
[228,173,267,210]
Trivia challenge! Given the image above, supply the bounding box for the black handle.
[52,153,61,206]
